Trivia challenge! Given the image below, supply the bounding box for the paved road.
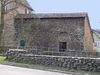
[0,64,71,75]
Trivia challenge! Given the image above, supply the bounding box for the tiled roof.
[92,29,100,40]
[92,29,100,34]
[0,0,33,11]
[15,12,88,18]
[20,0,33,10]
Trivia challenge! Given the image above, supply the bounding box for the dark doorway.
[59,42,67,52]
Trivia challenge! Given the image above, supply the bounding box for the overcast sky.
[28,0,100,29]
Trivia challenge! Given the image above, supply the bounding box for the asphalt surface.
[0,64,71,75]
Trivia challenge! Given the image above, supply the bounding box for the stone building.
[0,0,33,47]
[92,29,100,52]
[14,13,93,52]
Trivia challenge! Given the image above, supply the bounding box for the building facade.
[92,29,100,52]
[14,13,93,52]
[0,0,33,47]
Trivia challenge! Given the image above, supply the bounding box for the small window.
[5,5,7,13]
[25,9,30,14]
[20,40,26,46]
[59,42,67,52]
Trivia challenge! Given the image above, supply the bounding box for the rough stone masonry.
[14,13,93,53]
[7,50,100,72]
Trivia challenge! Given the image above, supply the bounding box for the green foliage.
[0,56,6,62]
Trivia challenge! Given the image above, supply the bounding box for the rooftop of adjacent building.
[0,0,33,11]
[20,0,33,10]
[92,29,100,40]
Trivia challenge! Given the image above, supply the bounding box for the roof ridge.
[15,13,88,18]
[33,12,88,15]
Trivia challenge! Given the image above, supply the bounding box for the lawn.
[0,56,100,75]
[0,56,6,63]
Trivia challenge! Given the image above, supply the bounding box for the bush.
[0,46,9,54]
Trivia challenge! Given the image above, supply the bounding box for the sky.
[28,0,100,29]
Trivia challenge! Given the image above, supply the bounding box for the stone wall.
[25,48,100,57]
[15,17,85,51]
[6,50,100,72]
[84,16,93,51]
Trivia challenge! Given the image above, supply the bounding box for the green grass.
[0,56,100,75]
[0,56,6,62]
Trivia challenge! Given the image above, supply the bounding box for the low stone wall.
[6,50,100,72]
[27,49,100,57]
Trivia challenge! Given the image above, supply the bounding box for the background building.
[0,0,33,47]
[92,29,100,52]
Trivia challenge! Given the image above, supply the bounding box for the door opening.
[59,42,67,52]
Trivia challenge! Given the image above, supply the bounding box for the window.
[4,5,7,12]
[25,9,27,14]
[59,42,67,52]
[25,9,30,14]
[4,0,7,13]
[20,40,26,46]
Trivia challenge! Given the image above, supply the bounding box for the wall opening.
[59,42,67,52]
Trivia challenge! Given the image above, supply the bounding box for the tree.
[0,0,21,46]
